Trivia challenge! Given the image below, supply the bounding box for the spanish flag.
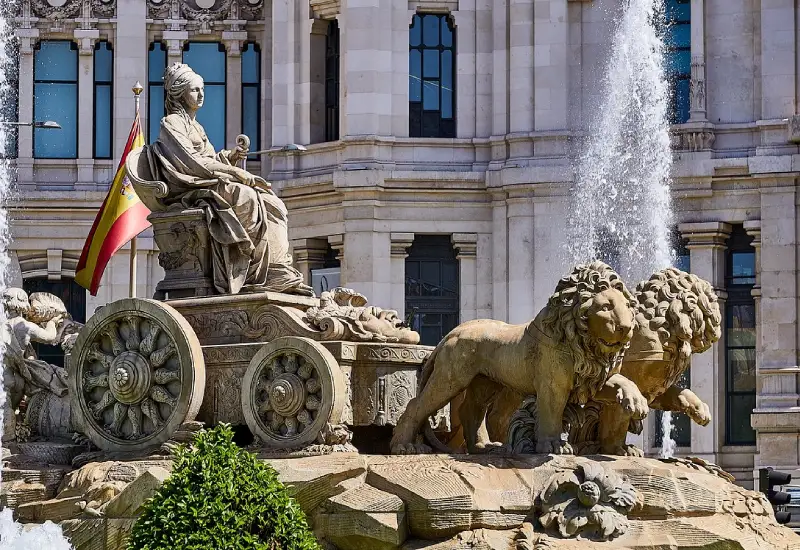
[75,111,151,296]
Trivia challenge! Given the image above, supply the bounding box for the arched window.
[409,13,455,138]
[725,225,756,445]
[148,41,167,144]
[664,0,691,124]
[22,277,86,368]
[183,42,226,149]
[34,40,78,158]
[94,41,113,158]
[241,42,261,159]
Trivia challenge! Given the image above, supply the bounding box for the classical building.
[6,0,800,488]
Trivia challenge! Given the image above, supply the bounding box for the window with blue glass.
[409,13,455,138]
[148,42,167,144]
[325,20,340,142]
[94,41,113,159]
[242,43,260,159]
[663,0,691,124]
[725,226,756,445]
[183,42,226,150]
[34,40,78,158]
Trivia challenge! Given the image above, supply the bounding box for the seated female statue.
[141,62,313,296]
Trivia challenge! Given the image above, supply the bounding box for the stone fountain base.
[4,453,799,550]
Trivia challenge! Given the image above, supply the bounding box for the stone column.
[491,192,509,322]
[688,0,707,121]
[506,193,535,324]
[291,237,329,287]
[114,0,147,160]
[760,0,796,119]
[339,0,393,137]
[75,32,98,184]
[15,31,37,183]
[491,0,509,136]
[224,37,246,149]
[453,233,479,323]
[534,0,568,131]
[751,182,800,468]
[390,233,414,319]
[451,6,477,138]
[271,0,299,145]
[509,0,534,136]
[679,221,731,463]
[341,229,391,307]
[328,234,345,283]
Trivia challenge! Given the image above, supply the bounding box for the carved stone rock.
[17,455,800,550]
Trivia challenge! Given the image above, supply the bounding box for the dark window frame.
[241,41,261,159]
[409,13,456,138]
[325,19,340,142]
[93,40,114,159]
[147,41,167,144]
[183,41,227,149]
[663,0,691,124]
[33,40,79,159]
[724,226,757,446]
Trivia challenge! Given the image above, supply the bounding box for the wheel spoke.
[90,390,116,419]
[140,397,163,429]
[139,323,161,356]
[102,322,126,356]
[128,404,143,440]
[83,372,109,391]
[123,316,141,351]
[87,343,114,370]
[153,368,180,385]
[150,342,176,368]
[108,402,128,436]
[150,385,177,407]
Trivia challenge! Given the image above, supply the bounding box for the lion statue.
[504,267,722,455]
[390,261,650,455]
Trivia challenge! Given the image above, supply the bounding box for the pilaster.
[689,0,707,122]
[328,234,345,283]
[390,233,414,319]
[291,238,329,288]
[533,0,568,132]
[75,30,98,183]
[14,30,37,182]
[506,194,535,324]
[114,0,147,162]
[452,233,478,322]
[224,37,246,149]
[679,221,732,463]
[509,0,534,136]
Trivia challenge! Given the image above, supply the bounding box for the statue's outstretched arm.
[26,318,60,346]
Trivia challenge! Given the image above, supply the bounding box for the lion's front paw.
[686,400,712,426]
[391,442,432,455]
[618,387,649,420]
[600,443,643,457]
[472,441,508,455]
[536,438,573,455]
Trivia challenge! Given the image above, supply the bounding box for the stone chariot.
[66,144,430,455]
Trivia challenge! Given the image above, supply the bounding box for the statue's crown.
[163,62,195,89]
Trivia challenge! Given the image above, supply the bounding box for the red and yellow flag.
[75,112,151,296]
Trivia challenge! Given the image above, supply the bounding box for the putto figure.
[127,62,313,296]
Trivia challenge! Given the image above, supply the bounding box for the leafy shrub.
[127,424,320,550]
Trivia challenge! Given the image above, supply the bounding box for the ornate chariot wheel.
[242,336,345,449]
[68,298,205,452]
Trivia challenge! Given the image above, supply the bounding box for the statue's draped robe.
[148,114,304,294]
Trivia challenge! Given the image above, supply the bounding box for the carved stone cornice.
[678,222,732,249]
[390,233,414,258]
[452,233,478,259]
[672,123,716,152]
[91,0,115,18]
[310,0,340,19]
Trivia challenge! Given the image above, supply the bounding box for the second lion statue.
[390,261,650,455]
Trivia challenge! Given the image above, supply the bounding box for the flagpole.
[129,81,144,299]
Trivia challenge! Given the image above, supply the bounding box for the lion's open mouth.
[598,338,619,348]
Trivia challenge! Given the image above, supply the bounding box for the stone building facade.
[7,0,800,488]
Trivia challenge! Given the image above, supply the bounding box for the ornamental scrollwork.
[31,0,83,19]
[91,0,115,18]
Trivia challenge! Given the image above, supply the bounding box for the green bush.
[127,424,320,550]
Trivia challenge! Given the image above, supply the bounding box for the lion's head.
[634,267,722,383]
[541,261,637,404]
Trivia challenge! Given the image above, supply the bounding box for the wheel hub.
[109,351,152,405]
[268,374,306,417]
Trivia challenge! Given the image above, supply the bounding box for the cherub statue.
[2,288,83,443]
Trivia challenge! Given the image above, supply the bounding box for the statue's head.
[541,261,637,404]
[164,62,205,116]
[2,288,29,317]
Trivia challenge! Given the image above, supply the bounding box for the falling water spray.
[566,0,678,457]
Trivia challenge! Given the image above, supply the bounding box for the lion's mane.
[539,260,637,405]
[634,267,722,387]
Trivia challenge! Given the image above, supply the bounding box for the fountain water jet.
[565,0,678,457]
[0,4,73,547]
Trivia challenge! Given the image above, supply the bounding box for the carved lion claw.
[391,442,432,455]
[679,390,712,426]
[616,385,649,420]
[602,444,644,457]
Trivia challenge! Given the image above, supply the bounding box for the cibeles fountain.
[2,1,800,550]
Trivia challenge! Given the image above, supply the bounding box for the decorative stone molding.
[690,57,707,118]
[30,0,82,19]
[451,233,478,259]
[328,234,344,262]
[787,115,800,143]
[91,0,115,18]
[673,127,715,152]
[310,0,340,19]
[409,1,457,13]
[679,221,732,250]
[390,233,414,258]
